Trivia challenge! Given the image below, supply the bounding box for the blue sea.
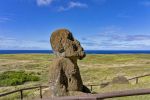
[0,50,150,54]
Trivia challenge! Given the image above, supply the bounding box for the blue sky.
[0,0,150,50]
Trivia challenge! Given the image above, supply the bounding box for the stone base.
[43,86,91,98]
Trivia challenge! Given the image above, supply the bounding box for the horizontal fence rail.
[47,88,150,100]
[95,88,150,99]
[128,73,150,84]
[0,86,48,100]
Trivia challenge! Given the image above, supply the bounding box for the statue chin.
[79,54,86,60]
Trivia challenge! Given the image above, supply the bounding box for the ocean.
[0,50,150,54]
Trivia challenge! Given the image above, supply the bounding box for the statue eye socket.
[67,33,74,41]
[73,45,78,51]
[59,48,64,53]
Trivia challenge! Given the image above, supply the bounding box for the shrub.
[0,71,40,86]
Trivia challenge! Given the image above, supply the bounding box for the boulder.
[111,76,129,84]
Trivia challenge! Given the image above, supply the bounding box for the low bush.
[0,71,39,86]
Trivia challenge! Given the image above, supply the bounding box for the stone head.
[50,29,86,60]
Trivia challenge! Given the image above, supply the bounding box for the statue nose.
[81,47,84,51]
[83,52,86,57]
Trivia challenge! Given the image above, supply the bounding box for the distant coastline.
[0,50,150,54]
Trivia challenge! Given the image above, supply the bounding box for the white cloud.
[35,0,88,11]
[80,34,150,50]
[0,17,11,23]
[79,26,150,50]
[0,36,50,50]
[117,13,131,18]
[36,0,53,6]
[68,1,88,8]
[58,1,88,11]
[140,1,150,7]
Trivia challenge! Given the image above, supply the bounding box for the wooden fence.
[87,73,150,91]
[0,73,150,100]
[53,88,150,100]
[128,73,150,84]
[1,86,150,100]
[0,86,48,100]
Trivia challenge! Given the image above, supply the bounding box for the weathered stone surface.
[49,29,90,97]
[50,29,85,59]
[111,76,129,84]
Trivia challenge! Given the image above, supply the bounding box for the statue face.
[50,29,86,60]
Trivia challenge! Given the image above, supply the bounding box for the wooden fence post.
[136,78,138,84]
[20,90,23,100]
[40,86,42,99]
[90,85,93,91]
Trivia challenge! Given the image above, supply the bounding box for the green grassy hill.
[0,54,150,100]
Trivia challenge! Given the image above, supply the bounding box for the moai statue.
[49,29,90,96]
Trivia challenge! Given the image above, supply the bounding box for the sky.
[0,0,150,50]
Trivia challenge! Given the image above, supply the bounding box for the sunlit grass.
[0,54,150,99]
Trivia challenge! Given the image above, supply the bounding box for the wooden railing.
[128,73,150,84]
[0,73,150,100]
[0,85,48,100]
[95,88,150,99]
[1,86,150,100]
[85,73,150,92]
[54,88,150,100]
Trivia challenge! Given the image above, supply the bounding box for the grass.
[0,54,150,99]
[0,71,39,86]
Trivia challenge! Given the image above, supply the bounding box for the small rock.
[111,76,129,84]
